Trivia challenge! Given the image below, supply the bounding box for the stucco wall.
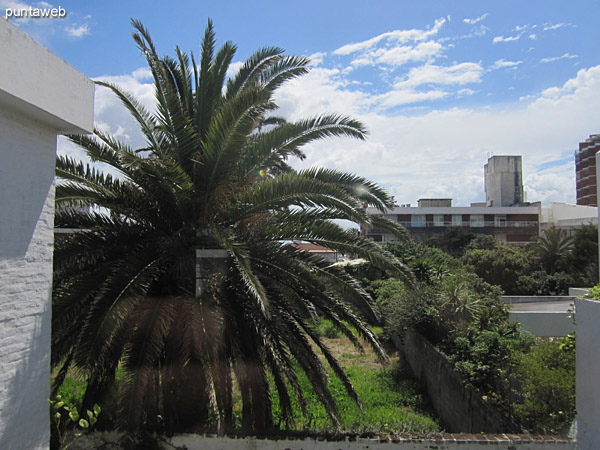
[508,311,574,337]
[0,18,93,450]
[0,107,56,450]
[576,298,600,450]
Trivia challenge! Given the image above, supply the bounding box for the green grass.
[53,333,440,435]
[271,365,439,434]
[269,333,440,434]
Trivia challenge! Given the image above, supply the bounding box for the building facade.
[485,155,526,207]
[362,203,540,246]
[361,155,540,246]
[575,135,600,207]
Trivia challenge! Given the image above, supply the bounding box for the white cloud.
[375,89,449,108]
[493,32,525,43]
[307,52,326,67]
[274,64,600,206]
[463,13,488,25]
[489,59,522,70]
[64,23,89,38]
[543,22,572,31]
[354,41,442,67]
[395,62,484,88]
[458,88,476,96]
[63,59,600,208]
[225,61,244,80]
[540,53,578,64]
[334,18,446,56]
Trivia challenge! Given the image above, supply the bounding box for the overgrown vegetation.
[459,226,598,295]
[361,233,577,435]
[514,334,576,434]
[53,332,440,439]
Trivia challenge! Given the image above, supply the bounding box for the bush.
[513,336,576,434]
[317,318,342,339]
[517,270,576,296]
[462,244,533,294]
[586,285,600,300]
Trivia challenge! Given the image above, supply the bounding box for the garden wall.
[0,19,93,450]
[72,431,574,450]
[576,298,600,449]
[394,330,521,434]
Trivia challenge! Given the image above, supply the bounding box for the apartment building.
[575,134,600,206]
[363,201,540,246]
[361,155,540,246]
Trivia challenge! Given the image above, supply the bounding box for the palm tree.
[52,19,410,433]
[533,227,574,273]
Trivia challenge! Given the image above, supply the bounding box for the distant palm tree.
[533,227,574,273]
[52,19,410,433]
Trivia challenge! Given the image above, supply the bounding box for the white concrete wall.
[508,311,574,337]
[0,108,56,450]
[0,18,93,450]
[576,298,600,450]
[71,432,575,450]
[0,19,93,133]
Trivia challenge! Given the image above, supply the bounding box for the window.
[470,215,484,227]
[411,215,426,227]
[495,215,506,227]
[451,215,462,226]
[433,215,444,227]
[384,214,398,222]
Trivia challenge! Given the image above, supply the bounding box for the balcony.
[367,220,538,235]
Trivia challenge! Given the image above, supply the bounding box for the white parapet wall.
[0,18,94,450]
[576,298,600,450]
[71,432,575,450]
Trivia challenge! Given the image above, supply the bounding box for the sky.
[3,0,600,207]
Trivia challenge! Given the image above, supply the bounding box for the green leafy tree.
[532,227,574,274]
[423,227,477,257]
[514,336,576,434]
[52,20,410,433]
[568,223,598,285]
[462,244,533,294]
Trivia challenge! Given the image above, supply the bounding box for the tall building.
[484,155,526,207]
[361,155,540,246]
[575,135,600,206]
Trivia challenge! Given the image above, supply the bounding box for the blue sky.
[4,0,600,206]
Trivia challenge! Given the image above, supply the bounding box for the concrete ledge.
[576,298,600,449]
[503,296,576,304]
[0,19,94,133]
[70,432,575,450]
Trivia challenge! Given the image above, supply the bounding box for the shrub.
[586,285,600,300]
[513,336,576,434]
[517,270,576,295]
[462,244,533,294]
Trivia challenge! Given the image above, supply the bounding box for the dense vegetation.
[460,226,598,295]
[352,233,578,435]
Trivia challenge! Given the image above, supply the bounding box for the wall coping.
[0,19,94,134]
[71,431,575,450]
